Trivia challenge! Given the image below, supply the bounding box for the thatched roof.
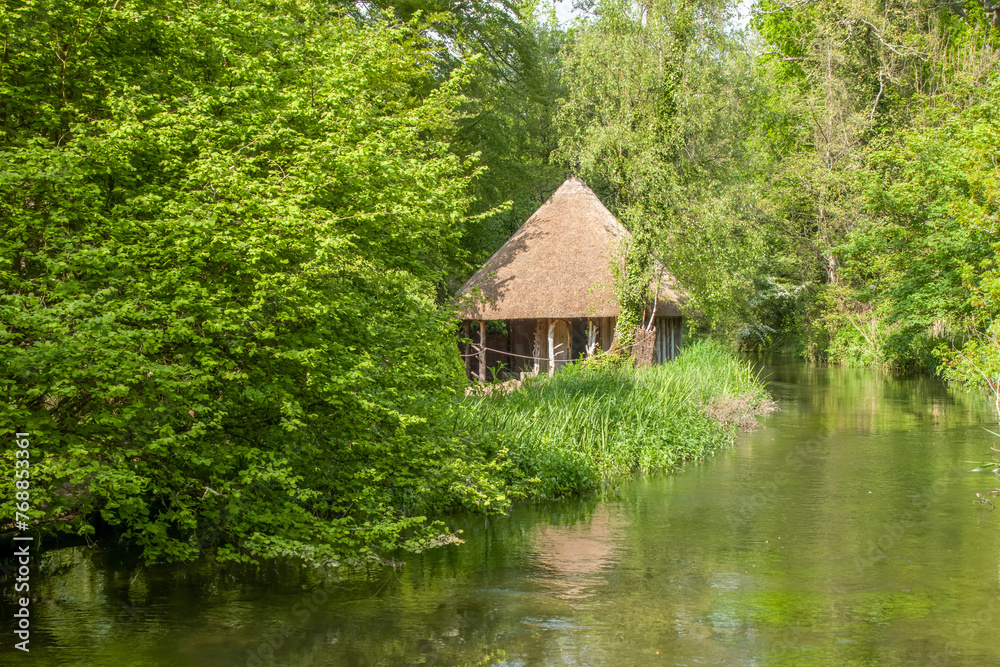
[456,176,685,321]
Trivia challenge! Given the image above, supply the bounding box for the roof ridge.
[455,176,683,321]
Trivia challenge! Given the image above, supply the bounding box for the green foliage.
[554,0,777,331]
[360,0,570,273]
[826,74,1000,372]
[463,341,772,497]
[611,237,652,351]
[942,320,1000,405]
[749,0,1000,375]
[0,0,509,565]
[453,2,569,266]
[736,277,810,352]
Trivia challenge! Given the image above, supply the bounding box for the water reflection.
[529,504,624,602]
[3,359,999,666]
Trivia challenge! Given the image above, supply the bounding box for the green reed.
[463,340,770,498]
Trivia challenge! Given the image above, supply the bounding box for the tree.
[752,0,1000,362]
[338,0,569,273]
[555,0,775,331]
[453,2,570,268]
[0,0,512,564]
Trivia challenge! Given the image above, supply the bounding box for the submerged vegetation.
[465,341,775,498]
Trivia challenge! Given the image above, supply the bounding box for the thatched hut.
[456,176,686,381]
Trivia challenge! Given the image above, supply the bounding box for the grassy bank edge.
[460,340,776,501]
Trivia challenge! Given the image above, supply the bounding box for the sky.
[552,0,576,25]
[545,0,755,31]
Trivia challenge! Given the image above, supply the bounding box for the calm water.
[4,359,1000,666]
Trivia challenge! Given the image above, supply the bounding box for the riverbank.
[1,341,773,570]
[6,358,998,666]
[463,340,776,498]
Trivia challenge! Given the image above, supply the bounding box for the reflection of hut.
[456,176,686,381]
[532,505,622,600]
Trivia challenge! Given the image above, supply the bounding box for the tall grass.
[462,340,772,498]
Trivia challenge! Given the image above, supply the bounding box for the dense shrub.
[0,0,508,566]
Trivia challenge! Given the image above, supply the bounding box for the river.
[3,358,999,666]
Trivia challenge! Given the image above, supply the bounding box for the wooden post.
[547,319,555,377]
[654,318,661,364]
[505,319,512,375]
[586,319,598,357]
[478,320,487,383]
[658,318,663,362]
[531,320,542,377]
[647,266,662,330]
[463,320,472,378]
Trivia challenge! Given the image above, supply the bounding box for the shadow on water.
[2,358,999,666]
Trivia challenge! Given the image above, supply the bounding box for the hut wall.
[533,321,548,376]
[600,317,615,351]
[654,317,683,363]
[570,319,589,360]
[633,326,657,366]
[551,319,571,371]
[509,320,536,373]
[460,314,640,380]
[484,332,510,379]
